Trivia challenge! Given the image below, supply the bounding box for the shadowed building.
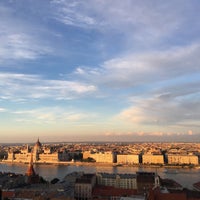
[74,174,96,200]
[96,173,137,189]
[136,172,160,194]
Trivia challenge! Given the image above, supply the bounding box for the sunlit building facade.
[167,154,198,165]
[117,154,139,164]
[142,154,164,164]
[6,138,69,163]
[83,151,116,163]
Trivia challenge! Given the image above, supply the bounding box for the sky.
[0,0,200,143]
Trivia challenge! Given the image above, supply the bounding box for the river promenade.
[2,159,200,169]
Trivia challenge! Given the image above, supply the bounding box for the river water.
[0,163,199,189]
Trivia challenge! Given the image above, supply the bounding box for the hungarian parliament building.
[6,138,69,163]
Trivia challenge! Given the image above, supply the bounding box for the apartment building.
[142,154,164,165]
[74,174,96,200]
[136,172,160,194]
[167,154,198,165]
[117,154,139,164]
[83,151,116,163]
[96,173,137,189]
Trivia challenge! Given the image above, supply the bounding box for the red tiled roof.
[148,188,190,200]
[2,191,15,198]
[156,193,187,200]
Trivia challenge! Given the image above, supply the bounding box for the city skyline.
[0,0,200,143]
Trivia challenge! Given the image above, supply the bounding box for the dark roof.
[93,186,137,197]
[76,178,92,184]
[161,178,182,189]
[75,173,95,184]
[193,182,200,191]
[136,172,155,176]
[98,173,136,179]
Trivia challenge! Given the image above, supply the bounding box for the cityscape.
[1,0,200,199]
[0,139,200,199]
[2,139,200,166]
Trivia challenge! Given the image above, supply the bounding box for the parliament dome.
[34,138,42,148]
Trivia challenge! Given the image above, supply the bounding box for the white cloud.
[0,108,6,112]
[104,43,200,85]
[118,107,145,124]
[118,86,200,129]
[13,107,94,123]
[75,43,200,89]
[0,4,53,63]
[70,42,200,131]
[51,0,191,46]
[0,72,97,101]
[51,0,97,28]
[0,32,52,62]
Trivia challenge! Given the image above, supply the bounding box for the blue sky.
[0,0,200,143]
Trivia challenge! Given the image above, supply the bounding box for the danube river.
[0,163,200,189]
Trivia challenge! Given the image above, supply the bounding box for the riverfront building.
[83,151,117,163]
[167,154,199,165]
[6,138,69,163]
[117,154,139,164]
[142,154,164,165]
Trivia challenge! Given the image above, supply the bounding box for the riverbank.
[1,160,118,167]
[1,160,199,169]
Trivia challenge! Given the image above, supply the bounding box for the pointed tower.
[26,153,36,177]
[25,153,40,184]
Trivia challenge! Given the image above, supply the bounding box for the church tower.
[26,153,35,177]
[25,153,40,184]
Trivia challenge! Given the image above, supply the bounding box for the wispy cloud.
[0,72,97,101]
[72,42,200,130]
[0,0,199,141]
[51,0,97,28]
[51,0,194,47]
[0,3,53,63]
[118,80,200,128]
[0,107,6,112]
[74,43,200,89]
[12,107,95,124]
[0,33,52,61]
